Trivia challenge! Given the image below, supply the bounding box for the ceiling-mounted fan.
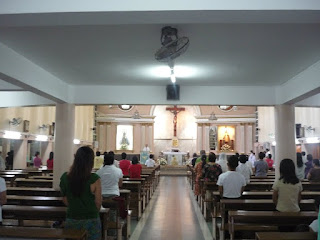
[155,26,190,83]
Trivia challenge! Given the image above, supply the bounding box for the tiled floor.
[130,176,212,240]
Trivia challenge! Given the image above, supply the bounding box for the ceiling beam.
[0,11,320,27]
[0,91,54,107]
[69,85,277,105]
[1,0,319,14]
[276,59,320,105]
[0,42,69,103]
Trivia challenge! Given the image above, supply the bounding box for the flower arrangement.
[159,158,167,165]
[221,144,231,151]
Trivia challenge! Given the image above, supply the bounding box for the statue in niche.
[120,132,130,150]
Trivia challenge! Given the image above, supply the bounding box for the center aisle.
[130,176,212,240]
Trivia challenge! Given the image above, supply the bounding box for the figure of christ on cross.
[166,105,185,137]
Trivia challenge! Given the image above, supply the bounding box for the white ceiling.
[0,23,320,87]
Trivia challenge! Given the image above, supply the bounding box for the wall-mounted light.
[306,137,319,144]
[272,141,276,146]
[4,131,21,139]
[39,124,49,130]
[73,139,81,144]
[36,135,48,141]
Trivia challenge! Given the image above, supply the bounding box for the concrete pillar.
[245,124,253,154]
[106,124,112,151]
[148,124,153,152]
[204,124,210,153]
[53,104,75,190]
[13,139,28,169]
[141,125,146,149]
[275,104,296,179]
[197,124,203,153]
[239,124,245,154]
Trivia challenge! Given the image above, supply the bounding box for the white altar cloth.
[163,152,187,165]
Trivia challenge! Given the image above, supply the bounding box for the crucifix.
[166,105,185,137]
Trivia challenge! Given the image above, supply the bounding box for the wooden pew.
[7,195,64,206]
[15,178,53,188]
[228,210,317,240]
[0,227,87,240]
[7,187,60,197]
[121,181,142,219]
[255,231,317,240]
[245,181,320,191]
[218,199,315,240]
[123,178,147,211]
[0,175,15,187]
[0,172,29,178]
[2,205,109,240]
[29,176,54,180]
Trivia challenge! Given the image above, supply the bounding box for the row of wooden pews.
[187,165,318,240]
[0,165,160,240]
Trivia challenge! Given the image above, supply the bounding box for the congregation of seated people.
[191,149,320,238]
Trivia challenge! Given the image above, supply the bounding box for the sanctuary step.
[160,165,188,176]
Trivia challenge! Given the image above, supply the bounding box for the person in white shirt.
[142,144,150,152]
[96,153,123,197]
[248,150,256,166]
[217,155,246,198]
[236,154,253,184]
[145,154,155,168]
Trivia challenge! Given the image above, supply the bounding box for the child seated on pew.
[217,155,246,199]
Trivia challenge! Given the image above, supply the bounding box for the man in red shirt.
[119,152,131,175]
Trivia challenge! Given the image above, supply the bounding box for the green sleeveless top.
[60,172,100,219]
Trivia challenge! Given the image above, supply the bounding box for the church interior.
[0,1,320,240]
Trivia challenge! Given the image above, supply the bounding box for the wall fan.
[9,118,23,126]
[155,26,190,63]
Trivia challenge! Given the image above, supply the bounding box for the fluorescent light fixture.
[36,135,48,141]
[149,65,200,79]
[4,131,21,139]
[272,141,276,146]
[170,68,176,83]
[306,137,319,144]
[73,139,81,144]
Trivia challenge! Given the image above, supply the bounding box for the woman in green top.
[60,146,102,240]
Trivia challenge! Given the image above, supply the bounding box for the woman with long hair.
[60,146,102,240]
[295,152,305,180]
[272,159,302,212]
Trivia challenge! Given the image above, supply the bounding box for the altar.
[163,152,187,165]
